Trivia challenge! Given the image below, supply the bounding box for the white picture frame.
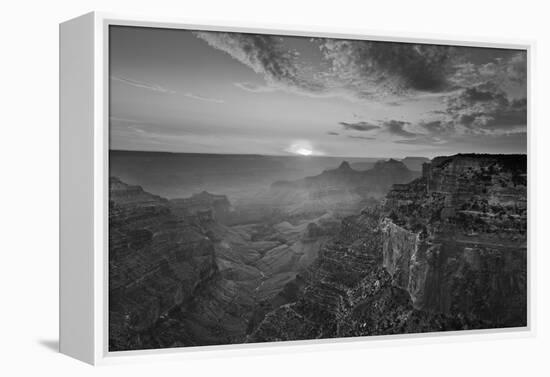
[59,11,535,365]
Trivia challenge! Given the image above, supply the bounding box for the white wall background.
[1,0,548,375]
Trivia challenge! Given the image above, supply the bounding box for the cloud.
[184,92,225,103]
[195,32,457,101]
[412,61,526,142]
[339,121,380,131]
[194,28,528,144]
[382,120,417,137]
[420,120,445,134]
[111,76,176,94]
[443,83,527,131]
[396,86,526,147]
[449,52,527,89]
[327,131,340,136]
[506,53,528,84]
[234,82,276,93]
[319,39,454,96]
[194,31,326,95]
[111,75,224,103]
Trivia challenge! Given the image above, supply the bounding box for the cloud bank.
[194,32,326,95]
[319,39,454,96]
[194,31,526,152]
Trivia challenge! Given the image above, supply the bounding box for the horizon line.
[109,148,527,160]
[109,148,393,160]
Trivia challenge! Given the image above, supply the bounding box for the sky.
[109,25,527,158]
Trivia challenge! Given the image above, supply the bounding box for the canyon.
[109,153,527,350]
[109,176,338,349]
[249,154,526,342]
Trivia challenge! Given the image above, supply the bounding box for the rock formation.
[300,158,419,198]
[109,177,334,350]
[272,159,418,197]
[109,178,218,350]
[110,153,527,350]
[262,159,419,220]
[247,207,485,343]
[169,191,232,224]
[400,156,431,171]
[249,154,527,342]
[381,154,527,325]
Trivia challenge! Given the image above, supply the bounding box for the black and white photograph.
[107,25,527,351]
[6,0,550,374]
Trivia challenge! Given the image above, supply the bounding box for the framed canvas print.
[59,12,533,365]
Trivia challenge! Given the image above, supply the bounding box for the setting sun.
[295,148,312,156]
[287,141,320,156]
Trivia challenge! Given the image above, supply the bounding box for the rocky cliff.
[109,178,219,350]
[248,208,484,343]
[110,153,527,349]
[109,177,335,350]
[249,154,527,342]
[381,154,527,326]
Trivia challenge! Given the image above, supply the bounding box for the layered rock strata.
[250,154,527,342]
[109,177,334,350]
[382,154,527,325]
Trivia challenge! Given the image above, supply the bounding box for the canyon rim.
[108,25,527,351]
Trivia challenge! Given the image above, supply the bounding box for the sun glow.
[295,148,313,156]
[287,140,321,156]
